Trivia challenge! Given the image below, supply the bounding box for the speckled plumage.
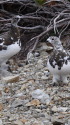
[0,16,21,74]
[47,36,70,85]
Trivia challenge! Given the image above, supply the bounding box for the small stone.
[14,120,23,125]
[37,59,44,69]
[68,120,70,125]
[41,76,48,80]
[32,121,44,125]
[11,99,28,108]
[53,121,64,125]
[26,99,41,106]
[4,87,9,93]
[20,119,27,124]
[58,107,68,112]
[34,52,40,57]
[37,59,43,65]
[2,75,19,83]
[43,120,51,125]
[35,109,41,112]
[0,91,2,96]
[31,89,50,104]
[46,100,50,105]
[52,106,68,113]
[0,119,3,125]
[0,104,3,111]
[52,106,58,112]
[21,84,27,90]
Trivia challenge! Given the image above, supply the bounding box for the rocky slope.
[0,42,70,125]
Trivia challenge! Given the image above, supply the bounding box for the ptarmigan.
[47,36,70,85]
[0,16,21,75]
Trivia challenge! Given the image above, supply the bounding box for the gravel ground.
[0,42,70,125]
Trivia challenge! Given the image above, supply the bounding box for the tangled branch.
[0,0,70,59]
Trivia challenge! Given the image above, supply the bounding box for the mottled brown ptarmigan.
[0,16,21,76]
[47,36,70,86]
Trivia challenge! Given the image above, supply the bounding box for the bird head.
[47,36,63,50]
[11,15,21,26]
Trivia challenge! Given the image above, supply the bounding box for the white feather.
[0,41,21,64]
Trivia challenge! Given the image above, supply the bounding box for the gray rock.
[0,119,2,125]
[11,99,29,108]
[31,89,50,104]
[34,52,40,57]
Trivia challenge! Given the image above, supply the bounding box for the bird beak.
[46,38,53,47]
[47,38,51,43]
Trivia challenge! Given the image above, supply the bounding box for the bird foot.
[50,80,69,87]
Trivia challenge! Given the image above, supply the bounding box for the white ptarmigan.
[47,36,70,85]
[0,16,21,74]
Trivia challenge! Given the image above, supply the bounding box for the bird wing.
[49,50,70,70]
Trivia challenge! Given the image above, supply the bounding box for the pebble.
[31,89,50,104]
[0,119,2,125]
[26,99,41,106]
[58,107,68,112]
[41,75,48,80]
[52,106,68,112]
[52,106,58,112]
[37,59,44,69]
[68,120,70,125]
[34,52,40,57]
[2,75,19,83]
[11,99,29,108]
[14,120,23,125]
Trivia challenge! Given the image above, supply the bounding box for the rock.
[14,120,23,125]
[52,121,64,125]
[43,120,51,125]
[20,84,27,90]
[37,59,43,65]
[34,52,40,57]
[41,76,48,80]
[32,121,44,125]
[4,87,9,93]
[0,91,2,97]
[52,106,58,112]
[57,107,68,112]
[31,89,50,104]
[20,119,27,124]
[2,75,19,83]
[37,59,44,69]
[34,109,41,112]
[14,92,23,97]
[52,106,68,112]
[0,119,3,125]
[11,99,28,108]
[68,120,70,125]
[0,103,3,111]
[26,99,41,106]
